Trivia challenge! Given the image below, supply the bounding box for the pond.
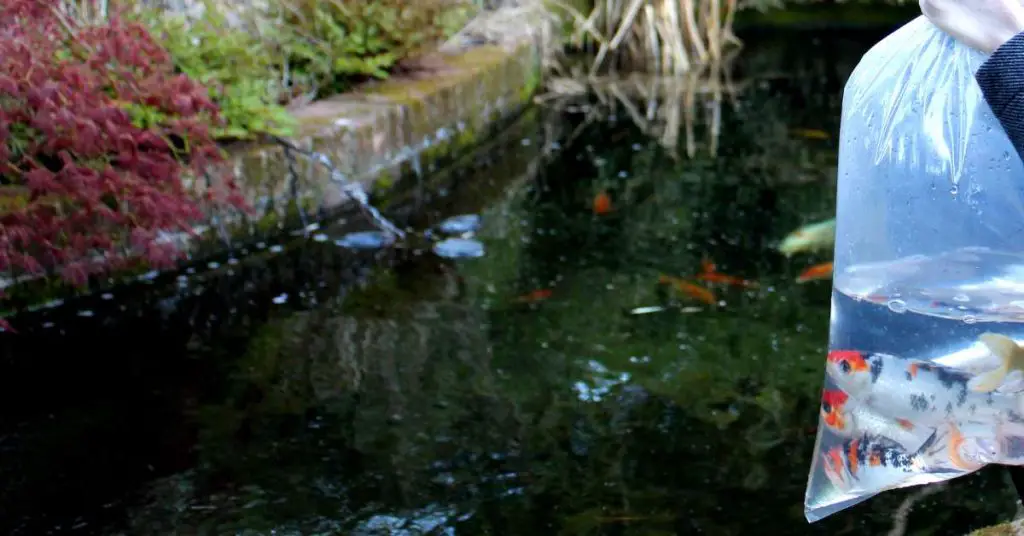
[0,26,1019,536]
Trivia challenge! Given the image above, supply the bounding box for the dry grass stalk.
[550,0,741,76]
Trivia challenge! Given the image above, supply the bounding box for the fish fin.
[972,333,1024,392]
[916,428,944,458]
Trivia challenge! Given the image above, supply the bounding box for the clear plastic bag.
[804,16,1024,522]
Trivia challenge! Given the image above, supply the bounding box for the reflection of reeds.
[551,0,741,76]
[538,53,741,158]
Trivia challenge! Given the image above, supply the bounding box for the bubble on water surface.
[887,299,907,313]
[953,294,970,302]
[433,238,485,259]
[963,315,977,324]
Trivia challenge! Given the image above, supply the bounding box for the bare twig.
[887,483,947,536]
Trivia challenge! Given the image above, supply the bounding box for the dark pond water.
[1,27,1019,536]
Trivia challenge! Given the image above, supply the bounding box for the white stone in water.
[433,238,485,259]
[334,231,395,250]
[437,214,481,235]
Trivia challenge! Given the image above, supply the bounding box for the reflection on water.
[0,28,1019,535]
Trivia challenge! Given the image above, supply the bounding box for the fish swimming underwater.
[657,275,717,305]
[820,389,933,453]
[796,261,833,283]
[778,218,836,257]
[824,349,1024,426]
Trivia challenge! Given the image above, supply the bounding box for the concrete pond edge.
[219,39,544,225]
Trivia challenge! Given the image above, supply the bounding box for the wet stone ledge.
[207,41,543,236]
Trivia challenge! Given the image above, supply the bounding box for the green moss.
[970,522,1021,536]
[132,1,296,141]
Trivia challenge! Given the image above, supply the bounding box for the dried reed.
[538,51,742,158]
[550,0,741,76]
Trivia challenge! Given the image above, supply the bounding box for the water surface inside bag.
[805,17,1024,522]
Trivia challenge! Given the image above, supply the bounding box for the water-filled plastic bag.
[805,17,1024,522]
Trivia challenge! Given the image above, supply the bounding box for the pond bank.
[222,39,543,228]
[0,16,544,320]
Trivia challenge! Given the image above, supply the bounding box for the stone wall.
[203,40,542,240]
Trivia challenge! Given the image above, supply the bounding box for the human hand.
[920,0,1024,53]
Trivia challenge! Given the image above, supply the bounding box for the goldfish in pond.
[796,261,833,283]
[695,257,759,288]
[593,191,612,215]
[657,275,716,305]
[824,349,1024,428]
[778,218,835,257]
[791,128,831,140]
[517,289,553,303]
[820,389,933,453]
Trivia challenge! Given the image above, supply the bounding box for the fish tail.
[971,333,1024,393]
[921,421,983,472]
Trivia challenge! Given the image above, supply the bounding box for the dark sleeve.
[976,32,1024,160]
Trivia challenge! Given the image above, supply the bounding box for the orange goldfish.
[658,275,717,305]
[796,261,833,283]
[517,289,553,303]
[695,257,759,289]
[593,191,612,215]
[791,128,830,140]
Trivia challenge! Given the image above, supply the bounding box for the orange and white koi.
[796,261,833,283]
[820,389,933,453]
[825,349,1024,427]
[821,428,976,495]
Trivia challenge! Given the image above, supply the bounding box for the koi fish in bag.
[804,8,1024,522]
[807,339,1024,520]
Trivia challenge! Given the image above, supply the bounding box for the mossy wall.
[218,41,542,229]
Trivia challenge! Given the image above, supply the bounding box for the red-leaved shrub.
[0,1,249,330]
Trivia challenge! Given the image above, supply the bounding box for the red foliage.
[0,1,249,331]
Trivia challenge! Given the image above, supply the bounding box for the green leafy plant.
[267,0,474,96]
[134,0,297,141]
